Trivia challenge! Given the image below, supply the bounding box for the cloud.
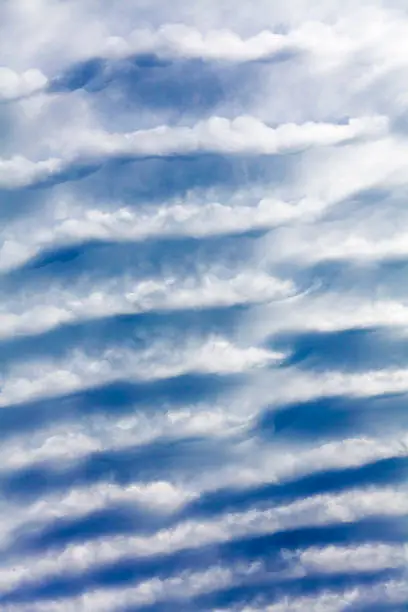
[0,68,47,101]
[224,580,408,612]
[4,579,408,611]
[0,155,63,189]
[1,486,407,601]
[259,296,408,337]
[0,115,387,189]
[0,192,322,272]
[2,563,239,611]
[87,19,362,65]
[5,326,408,427]
[0,270,295,340]
[83,25,295,62]
[0,430,405,585]
[44,114,389,158]
[0,337,281,407]
[0,402,247,471]
[2,1,408,611]
[296,543,408,575]
[0,480,197,560]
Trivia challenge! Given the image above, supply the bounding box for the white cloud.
[263,222,408,266]
[0,6,379,70]
[0,403,248,472]
[0,429,405,572]
[0,270,295,340]
[231,580,408,612]
[4,578,408,612]
[3,414,405,491]
[237,435,408,490]
[250,293,408,342]
[0,155,63,189]
[272,366,408,405]
[5,327,408,414]
[286,135,408,206]
[0,432,405,591]
[0,193,323,273]
[221,363,408,424]
[1,486,407,598]
[2,7,407,75]
[0,67,47,101]
[1,563,239,612]
[47,114,390,159]
[95,18,367,65]
[0,480,196,559]
[0,115,387,189]
[2,1,408,610]
[0,337,282,407]
[101,25,294,62]
[296,543,408,575]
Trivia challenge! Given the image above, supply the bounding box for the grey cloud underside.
[1,2,408,612]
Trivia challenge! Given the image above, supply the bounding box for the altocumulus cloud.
[1,1,408,611]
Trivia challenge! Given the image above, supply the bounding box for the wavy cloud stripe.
[1,1,408,611]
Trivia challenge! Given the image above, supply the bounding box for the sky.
[1,1,408,610]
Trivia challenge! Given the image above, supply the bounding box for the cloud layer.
[1,1,408,611]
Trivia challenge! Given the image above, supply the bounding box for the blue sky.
[1,1,408,610]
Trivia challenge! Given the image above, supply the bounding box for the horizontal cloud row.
[4,579,408,612]
[0,194,322,273]
[9,11,408,76]
[0,18,376,96]
[0,271,294,341]
[0,115,387,189]
[0,337,281,407]
[6,338,408,413]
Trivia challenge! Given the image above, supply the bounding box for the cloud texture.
[1,1,408,611]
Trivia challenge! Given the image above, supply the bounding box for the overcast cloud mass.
[1,0,408,610]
